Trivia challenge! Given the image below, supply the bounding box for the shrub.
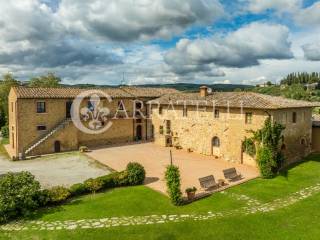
[242,138,256,157]
[35,189,51,207]
[79,146,89,153]
[1,125,9,138]
[165,165,183,206]
[69,183,88,196]
[0,171,41,223]
[84,178,103,194]
[126,162,146,185]
[48,186,71,204]
[96,173,117,189]
[185,187,197,193]
[257,147,277,179]
[114,171,129,186]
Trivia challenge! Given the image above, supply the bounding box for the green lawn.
[0,137,9,157]
[1,154,320,240]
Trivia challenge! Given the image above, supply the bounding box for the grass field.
[1,154,320,239]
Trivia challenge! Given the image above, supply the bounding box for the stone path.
[1,183,320,232]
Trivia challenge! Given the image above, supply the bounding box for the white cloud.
[302,42,320,61]
[164,22,293,76]
[247,0,302,13]
[57,0,224,41]
[295,2,320,26]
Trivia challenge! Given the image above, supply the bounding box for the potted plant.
[185,187,197,200]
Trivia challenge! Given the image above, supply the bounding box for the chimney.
[199,86,208,97]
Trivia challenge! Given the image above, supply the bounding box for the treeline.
[280,72,320,85]
[0,73,61,131]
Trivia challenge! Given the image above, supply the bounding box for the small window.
[166,120,171,134]
[159,106,163,115]
[118,101,124,110]
[245,112,253,124]
[183,106,188,117]
[11,102,13,112]
[214,109,219,119]
[37,125,47,131]
[135,102,142,109]
[87,101,94,111]
[36,102,46,113]
[212,137,220,147]
[292,112,297,123]
[300,138,306,145]
[159,125,164,135]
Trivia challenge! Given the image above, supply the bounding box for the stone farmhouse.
[149,86,320,167]
[7,86,178,159]
[7,85,320,167]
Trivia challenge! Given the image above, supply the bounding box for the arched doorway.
[136,125,142,141]
[211,136,221,157]
[54,141,61,153]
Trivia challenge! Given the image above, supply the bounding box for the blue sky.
[0,0,319,85]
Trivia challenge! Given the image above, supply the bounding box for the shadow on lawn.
[279,153,320,179]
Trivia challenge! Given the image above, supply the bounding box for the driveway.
[0,152,110,188]
[87,143,259,195]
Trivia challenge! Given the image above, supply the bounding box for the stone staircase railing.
[24,118,72,156]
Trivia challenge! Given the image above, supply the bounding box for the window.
[300,138,306,145]
[214,109,219,119]
[159,106,163,115]
[11,102,13,112]
[292,112,297,123]
[37,125,47,131]
[135,102,142,109]
[118,101,124,110]
[159,125,164,135]
[36,102,46,113]
[183,106,188,117]
[245,112,253,124]
[212,137,220,147]
[166,120,171,134]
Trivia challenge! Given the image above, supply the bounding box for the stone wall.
[151,105,268,164]
[151,105,313,166]
[8,91,152,158]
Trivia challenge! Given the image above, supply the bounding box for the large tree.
[28,73,61,88]
[0,73,19,127]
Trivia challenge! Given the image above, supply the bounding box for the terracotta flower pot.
[187,191,196,200]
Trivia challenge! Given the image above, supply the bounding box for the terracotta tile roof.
[149,92,320,109]
[12,86,179,99]
[120,86,179,98]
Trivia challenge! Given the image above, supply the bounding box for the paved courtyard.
[87,142,259,195]
[0,152,110,188]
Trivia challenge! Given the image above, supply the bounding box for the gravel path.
[0,152,110,188]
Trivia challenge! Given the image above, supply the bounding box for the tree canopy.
[28,73,61,88]
[280,72,320,85]
[0,73,19,127]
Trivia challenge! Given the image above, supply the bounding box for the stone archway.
[211,136,221,157]
[136,125,142,141]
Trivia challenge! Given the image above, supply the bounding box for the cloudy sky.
[0,0,319,85]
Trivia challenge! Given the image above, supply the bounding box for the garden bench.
[223,168,242,182]
[198,175,219,190]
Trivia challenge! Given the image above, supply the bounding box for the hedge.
[0,162,146,223]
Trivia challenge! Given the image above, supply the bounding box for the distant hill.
[62,83,254,92]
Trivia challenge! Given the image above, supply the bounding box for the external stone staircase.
[24,118,72,156]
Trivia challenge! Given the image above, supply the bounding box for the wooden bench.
[199,175,219,190]
[223,168,241,182]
